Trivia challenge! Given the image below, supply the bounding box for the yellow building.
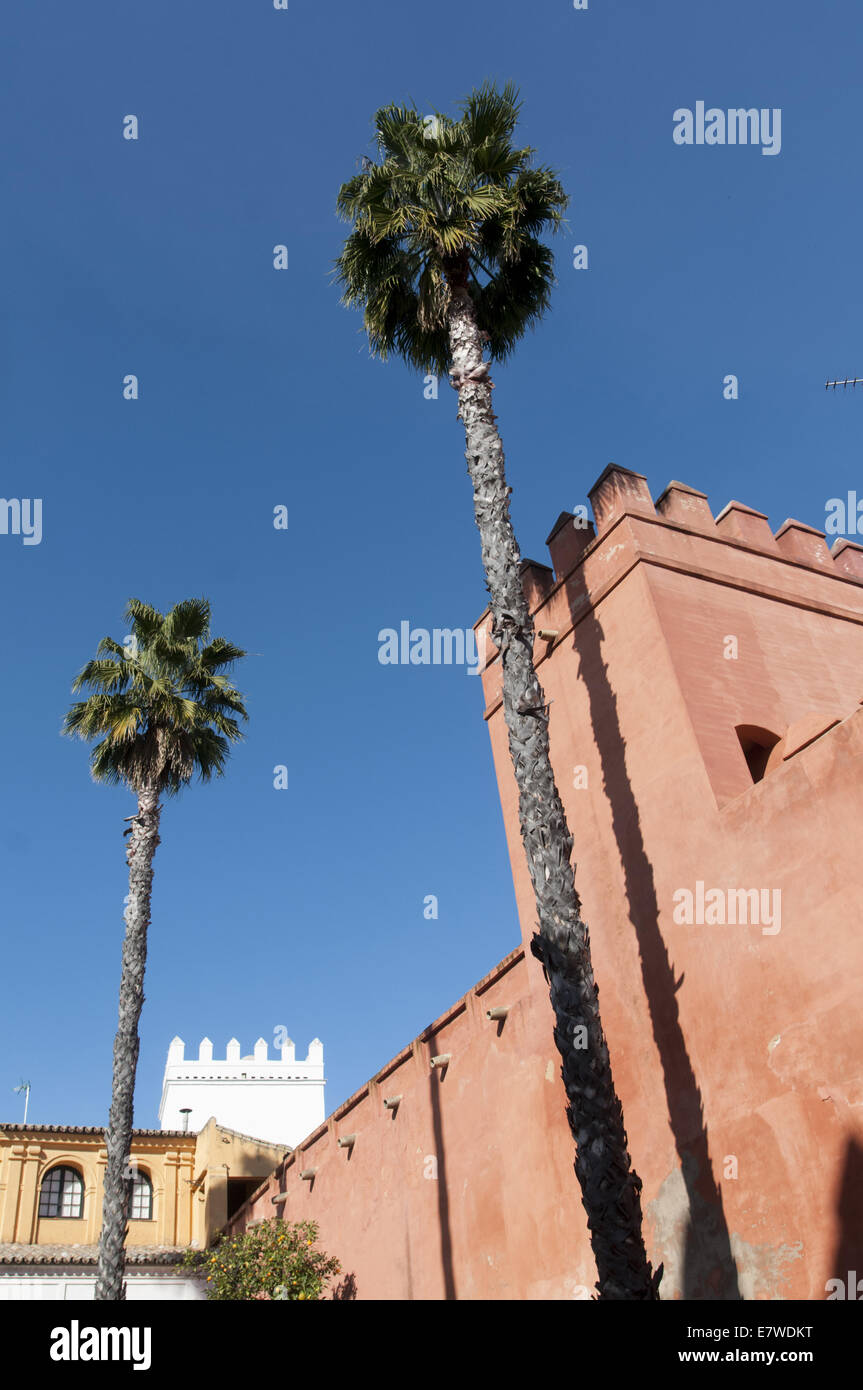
[0,1119,286,1300]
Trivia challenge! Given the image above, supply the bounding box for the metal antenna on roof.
[825,377,863,389]
[13,1080,31,1125]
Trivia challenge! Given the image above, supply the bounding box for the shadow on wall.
[832,1136,863,1297]
[428,1038,457,1300]
[331,1271,358,1300]
[569,604,741,1300]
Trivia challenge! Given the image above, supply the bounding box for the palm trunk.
[446,267,661,1300]
[95,785,161,1301]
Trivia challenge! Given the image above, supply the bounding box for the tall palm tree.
[336,83,661,1299]
[63,597,247,1300]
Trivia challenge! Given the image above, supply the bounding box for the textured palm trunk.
[95,785,161,1301]
[446,267,660,1300]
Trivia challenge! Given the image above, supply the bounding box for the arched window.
[129,1169,153,1221]
[38,1166,84,1219]
[735,725,781,783]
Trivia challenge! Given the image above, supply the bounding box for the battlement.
[540,464,863,589]
[475,464,863,671]
[164,1035,323,1070]
[475,462,863,808]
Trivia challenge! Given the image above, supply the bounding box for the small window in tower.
[735,725,781,783]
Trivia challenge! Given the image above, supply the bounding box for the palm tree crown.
[335,81,568,375]
[63,597,248,793]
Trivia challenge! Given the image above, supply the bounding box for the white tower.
[158,1034,326,1148]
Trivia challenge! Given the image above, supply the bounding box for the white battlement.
[159,1034,326,1149]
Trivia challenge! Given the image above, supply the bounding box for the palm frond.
[64,598,248,795]
[335,81,567,374]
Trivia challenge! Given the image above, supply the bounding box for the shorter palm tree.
[63,597,247,1300]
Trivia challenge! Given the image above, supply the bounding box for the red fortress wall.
[228,947,598,1300]
[230,465,863,1300]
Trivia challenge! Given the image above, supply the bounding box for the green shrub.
[184,1218,340,1301]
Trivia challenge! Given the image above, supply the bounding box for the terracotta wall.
[227,947,598,1300]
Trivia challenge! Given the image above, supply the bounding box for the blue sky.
[2,0,861,1127]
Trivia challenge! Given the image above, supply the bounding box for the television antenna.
[13,1080,31,1125]
[825,377,863,389]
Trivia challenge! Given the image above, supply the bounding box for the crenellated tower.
[158,1034,325,1150]
[474,463,863,1297]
